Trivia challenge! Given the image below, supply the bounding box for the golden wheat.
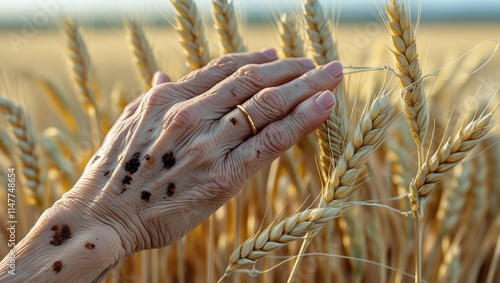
[212,0,246,54]
[171,0,210,70]
[385,0,428,160]
[0,97,42,207]
[277,12,305,58]
[125,19,159,91]
[302,0,348,183]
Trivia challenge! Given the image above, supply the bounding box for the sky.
[1,0,500,25]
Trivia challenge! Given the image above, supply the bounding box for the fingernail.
[298,58,315,69]
[260,48,278,60]
[315,90,336,110]
[321,61,343,78]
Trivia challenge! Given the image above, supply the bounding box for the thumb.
[152,71,171,86]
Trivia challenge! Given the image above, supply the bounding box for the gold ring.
[236,105,257,135]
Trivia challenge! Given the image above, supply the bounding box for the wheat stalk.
[212,0,246,54]
[385,0,428,161]
[277,12,305,58]
[171,0,210,71]
[125,20,159,91]
[0,97,42,207]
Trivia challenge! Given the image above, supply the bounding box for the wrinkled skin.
[0,50,343,282]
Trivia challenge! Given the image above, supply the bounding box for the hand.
[55,49,343,255]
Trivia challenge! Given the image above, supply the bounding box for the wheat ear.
[385,0,428,161]
[64,19,101,145]
[226,207,343,269]
[302,0,347,180]
[171,0,210,71]
[0,97,42,207]
[0,129,14,162]
[277,12,305,58]
[302,0,337,64]
[410,112,494,205]
[225,94,395,270]
[212,0,246,54]
[323,93,395,206]
[436,161,471,239]
[125,20,159,91]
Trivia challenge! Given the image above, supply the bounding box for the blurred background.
[1,1,500,282]
[2,0,500,25]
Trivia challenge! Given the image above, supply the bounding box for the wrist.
[1,198,127,282]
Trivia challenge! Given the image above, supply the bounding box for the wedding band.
[236,105,257,135]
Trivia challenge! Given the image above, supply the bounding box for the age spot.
[92,155,101,164]
[121,188,127,194]
[53,260,62,273]
[123,175,132,185]
[85,242,96,250]
[141,191,151,202]
[162,151,176,170]
[167,183,176,197]
[230,117,239,126]
[50,224,72,246]
[125,152,141,174]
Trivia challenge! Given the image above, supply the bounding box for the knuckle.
[235,64,267,88]
[208,172,240,199]
[209,53,239,69]
[169,104,201,130]
[255,88,287,118]
[301,75,324,92]
[187,136,215,162]
[145,83,178,106]
[291,111,310,133]
[263,124,292,153]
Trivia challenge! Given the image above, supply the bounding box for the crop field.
[0,0,499,282]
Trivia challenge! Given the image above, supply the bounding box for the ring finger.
[216,60,343,146]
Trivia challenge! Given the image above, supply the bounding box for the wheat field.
[1,0,500,282]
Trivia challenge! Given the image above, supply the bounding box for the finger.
[217,61,343,143]
[152,71,171,86]
[226,90,336,191]
[173,48,279,99]
[199,57,316,115]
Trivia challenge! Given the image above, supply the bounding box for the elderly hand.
[1,49,342,281]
